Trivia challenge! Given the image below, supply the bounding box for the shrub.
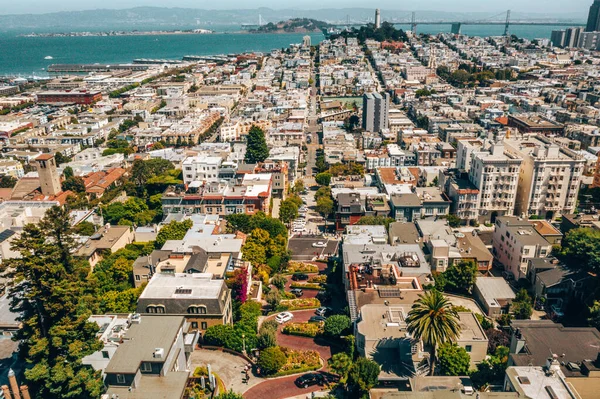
[282,322,323,338]
[285,262,319,274]
[290,282,322,290]
[308,275,327,284]
[257,346,287,375]
[278,347,321,374]
[438,343,471,376]
[271,274,287,290]
[257,329,277,349]
[280,298,321,310]
[323,315,351,337]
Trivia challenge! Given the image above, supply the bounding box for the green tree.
[328,352,353,381]
[315,172,332,186]
[257,346,287,375]
[444,260,477,295]
[416,88,432,98]
[512,289,533,320]
[406,290,461,376]
[589,301,600,330]
[62,176,86,193]
[315,196,334,217]
[437,343,471,376]
[63,166,74,179]
[271,274,287,290]
[560,228,600,275]
[356,216,395,230]
[74,221,96,236]
[446,214,462,228]
[279,198,299,224]
[257,327,277,349]
[470,346,509,389]
[346,358,380,397]
[155,219,193,248]
[0,175,17,188]
[245,126,269,164]
[203,325,236,348]
[0,206,103,398]
[292,179,305,194]
[324,315,351,337]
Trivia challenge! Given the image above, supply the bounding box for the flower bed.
[285,261,319,274]
[282,322,323,337]
[280,298,321,310]
[290,282,322,290]
[275,347,321,376]
[308,275,327,284]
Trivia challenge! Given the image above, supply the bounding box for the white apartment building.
[492,216,552,280]
[468,142,522,221]
[0,159,25,179]
[219,122,239,142]
[182,155,223,185]
[505,136,584,219]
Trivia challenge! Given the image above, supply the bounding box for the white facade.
[182,155,223,185]
[505,136,584,218]
[468,143,522,219]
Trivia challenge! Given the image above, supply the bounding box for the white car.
[275,312,293,324]
[312,241,327,248]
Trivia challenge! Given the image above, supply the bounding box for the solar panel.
[175,288,192,295]
[379,288,401,298]
[0,229,15,243]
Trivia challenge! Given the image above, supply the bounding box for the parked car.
[291,288,304,297]
[275,312,293,324]
[315,307,331,316]
[502,271,515,281]
[295,373,324,388]
[292,273,309,281]
[308,316,326,323]
[312,241,327,248]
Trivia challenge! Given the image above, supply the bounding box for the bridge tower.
[451,23,462,35]
[504,9,511,37]
[411,12,417,34]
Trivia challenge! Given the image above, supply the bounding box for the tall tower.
[375,9,381,29]
[35,153,62,196]
[587,0,600,32]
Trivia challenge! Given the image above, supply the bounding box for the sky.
[0,0,592,15]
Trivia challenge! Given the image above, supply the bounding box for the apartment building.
[182,155,223,185]
[505,136,584,219]
[362,92,390,133]
[492,216,552,280]
[137,273,232,333]
[161,173,272,217]
[468,143,522,222]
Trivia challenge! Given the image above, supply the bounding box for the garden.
[290,282,322,290]
[282,322,323,338]
[184,366,226,399]
[285,261,319,274]
[279,298,321,310]
[257,346,322,377]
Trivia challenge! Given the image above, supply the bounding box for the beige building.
[76,224,135,268]
[492,216,552,280]
[34,153,62,196]
[504,136,584,219]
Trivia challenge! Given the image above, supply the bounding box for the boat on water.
[44,56,53,60]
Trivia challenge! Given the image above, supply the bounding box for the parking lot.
[288,238,339,260]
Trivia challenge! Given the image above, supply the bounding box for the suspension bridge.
[330,10,584,36]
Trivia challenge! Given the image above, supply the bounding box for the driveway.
[288,238,339,260]
[189,349,262,394]
[243,373,324,399]
[270,309,333,363]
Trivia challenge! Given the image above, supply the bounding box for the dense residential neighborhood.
[4,6,600,399]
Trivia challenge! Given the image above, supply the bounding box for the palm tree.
[406,290,461,376]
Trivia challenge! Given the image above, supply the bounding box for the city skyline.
[0,1,593,16]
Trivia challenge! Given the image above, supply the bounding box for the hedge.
[272,364,322,377]
[285,262,319,275]
[290,282,322,290]
[280,298,321,310]
[282,322,323,338]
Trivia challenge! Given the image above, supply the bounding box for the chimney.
[19,386,30,399]
[8,369,20,399]
[2,385,12,399]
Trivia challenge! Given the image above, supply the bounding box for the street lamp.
[242,333,246,354]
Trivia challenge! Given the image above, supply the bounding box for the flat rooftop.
[139,273,224,300]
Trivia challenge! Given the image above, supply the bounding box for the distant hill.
[0,7,587,33]
[250,18,331,34]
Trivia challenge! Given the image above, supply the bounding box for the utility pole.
[504,9,511,37]
[411,12,417,34]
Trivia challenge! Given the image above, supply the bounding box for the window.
[116,374,125,384]
[188,306,199,314]
[199,307,207,314]
[201,322,208,330]
[135,275,140,281]
[102,351,110,359]
[191,322,198,329]
[465,345,472,353]
[140,362,152,372]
